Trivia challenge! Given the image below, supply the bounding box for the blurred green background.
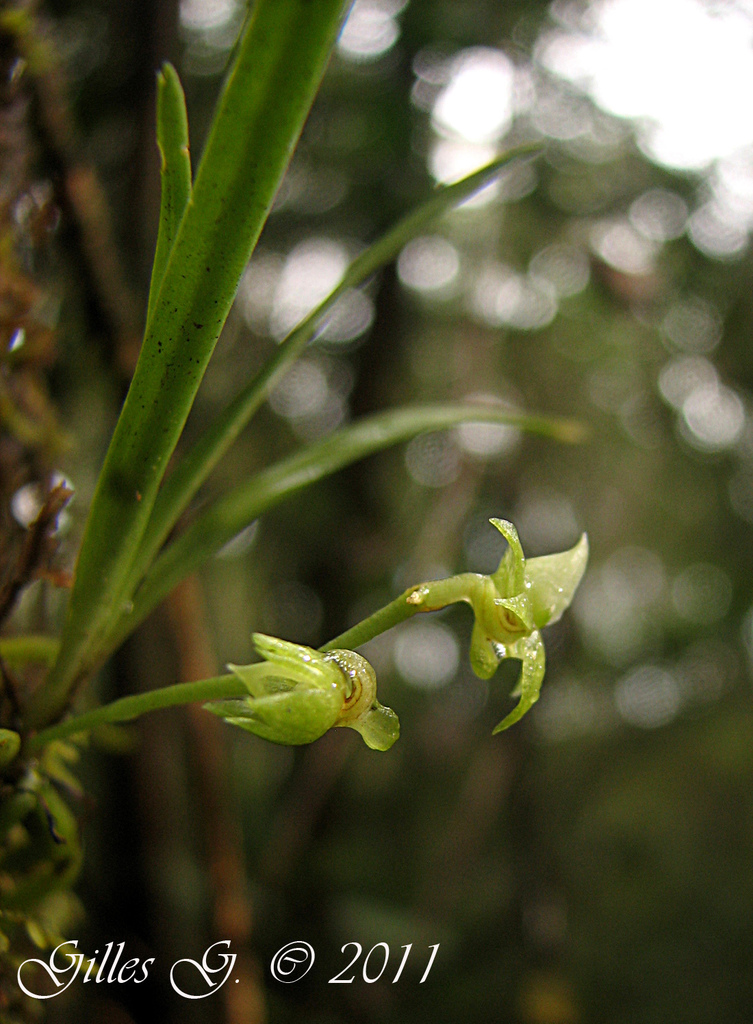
[12,0,753,1020]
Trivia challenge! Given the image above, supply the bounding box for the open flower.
[204,633,399,750]
[406,519,588,732]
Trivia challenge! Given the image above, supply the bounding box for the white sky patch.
[539,0,753,170]
[615,664,681,729]
[629,188,688,242]
[455,419,520,459]
[537,0,753,257]
[680,381,745,451]
[11,483,42,528]
[661,298,721,354]
[529,243,590,297]
[471,263,558,330]
[394,620,460,688]
[180,0,237,31]
[404,432,461,487]
[432,48,515,144]
[428,47,516,185]
[428,138,499,187]
[658,356,719,409]
[590,219,659,275]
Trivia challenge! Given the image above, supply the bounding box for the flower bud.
[204,634,399,750]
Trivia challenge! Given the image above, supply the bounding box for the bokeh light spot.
[394,620,460,688]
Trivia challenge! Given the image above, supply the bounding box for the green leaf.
[146,62,192,327]
[28,0,352,729]
[105,403,583,652]
[122,146,543,610]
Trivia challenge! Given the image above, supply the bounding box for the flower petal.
[489,518,526,595]
[205,685,342,745]
[526,533,589,628]
[469,618,501,679]
[341,701,400,750]
[252,632,338,687]
[494,593,535,634]
[492,630,545,733]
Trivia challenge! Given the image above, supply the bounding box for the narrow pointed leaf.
[227,633,342,694]
[490,518,526,594]
[146,63,192,326]
[252,632,338,687]
[226,662,286,698]
[29,0,351,728]
[203,698,261,719]
[104,403,584,654]
[123,145,544,604]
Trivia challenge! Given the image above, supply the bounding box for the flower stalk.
[28,519,587,753]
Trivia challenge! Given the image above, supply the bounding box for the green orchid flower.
[203,521,585,747]
[204,633,399,751]
[405,519,588,732]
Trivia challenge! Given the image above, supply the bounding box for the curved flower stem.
[320,594,423,652]
[321,574,482,652]
[26,579,473,753]
[26,674,250,753]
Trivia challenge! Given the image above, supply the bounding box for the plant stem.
[0,635,59,667]
[321,574,480,651]
[27,674,247,752]
[321,593,425,652]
